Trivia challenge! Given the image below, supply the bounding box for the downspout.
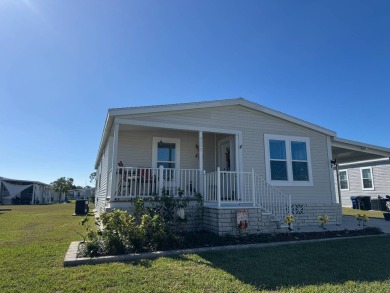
[334,162,343,216]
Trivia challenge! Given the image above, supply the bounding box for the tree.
[51,177,74,202]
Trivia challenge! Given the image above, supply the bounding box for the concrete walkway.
[294,215,390,234]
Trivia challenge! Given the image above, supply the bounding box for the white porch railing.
[204,167,291,223]
[203,169,254,205]
[114,166,200,198]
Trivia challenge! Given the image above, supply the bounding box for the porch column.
[334,162,342,206]
[110,122,120,199]
[198,131,204,195]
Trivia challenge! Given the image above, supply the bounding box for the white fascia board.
[338,157,390,167]
[332,137,390,155]
[95,113,114,169]
[108,98,244,116]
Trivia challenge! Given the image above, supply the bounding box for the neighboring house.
[68,188,93,200]
[0,177,59,205]
[94,98,390,235]
[335,158,390,208]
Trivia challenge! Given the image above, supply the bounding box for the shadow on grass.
[129,259,153,268]
[167,235,390,291]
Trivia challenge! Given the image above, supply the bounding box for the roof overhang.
[331,137,390,164]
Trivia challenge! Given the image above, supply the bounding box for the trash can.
[378,196,388,211]
[361,196,371,210]
[75,199,89,215]
[350,196,359,209]
[370,198,380,210]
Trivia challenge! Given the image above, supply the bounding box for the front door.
[218,137,236,200]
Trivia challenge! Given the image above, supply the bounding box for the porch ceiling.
[331,137,390,164]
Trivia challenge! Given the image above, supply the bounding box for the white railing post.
[252,168,256,207]
[288,194,292,228]
[203,170,207,201]
[158,165,164,196]
[217,167,221,207]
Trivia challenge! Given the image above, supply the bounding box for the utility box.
[75,199,89,215]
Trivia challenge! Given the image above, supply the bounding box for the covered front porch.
[103,120,290,223]
[107,119,243,203]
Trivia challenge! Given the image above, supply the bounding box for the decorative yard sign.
[237,210,249,230]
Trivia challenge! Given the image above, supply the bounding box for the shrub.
[80,190,203,257]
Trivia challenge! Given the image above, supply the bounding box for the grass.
[0,204,390,292]
[343,207,386,219]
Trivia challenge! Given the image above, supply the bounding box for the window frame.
[152,137,181,170]
[360,167,374,191]
[264,134,313,186]
[338,169,349,190]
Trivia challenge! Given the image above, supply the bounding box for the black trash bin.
[370,198,380,210]
[378,196,388,211]
[350,196,359,209]
[75,199,89,215]
[361,196,371,210]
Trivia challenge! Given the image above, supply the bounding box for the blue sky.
[0,0,389,186]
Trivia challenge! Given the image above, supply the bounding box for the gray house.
[335,158,390,208]
[94,98,390,235]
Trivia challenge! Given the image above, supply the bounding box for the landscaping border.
[64,234,389,267]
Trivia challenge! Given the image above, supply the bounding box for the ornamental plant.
[317,215,329,230]
[355,214,369,227]
[284,215,295,231]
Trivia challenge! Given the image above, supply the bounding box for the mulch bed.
[79,227,383,257]
[175,227,383,249]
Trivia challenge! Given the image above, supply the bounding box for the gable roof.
[95,98,336,167]
[108,98,336,135]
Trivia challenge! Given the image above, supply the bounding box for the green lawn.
[343,207,386,219]
[1,204,390,292]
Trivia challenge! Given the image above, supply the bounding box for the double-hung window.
[339,170,349,190]
[361,167,374,190]
[265,134,313,186]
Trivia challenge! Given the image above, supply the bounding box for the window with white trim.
[338,170,349,190]
[152,137,181,170]
[361,167,374,190]
[264,134,313,186]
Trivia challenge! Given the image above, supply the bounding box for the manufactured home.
[335,158,390,208]
[0,177,59,205]
[94,98,390,234]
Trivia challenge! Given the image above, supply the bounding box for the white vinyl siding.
[339,170,349,190]
[361,167,374,190]
[264,134,313,186]
[95,136,112,214]
[118,105,333,204]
